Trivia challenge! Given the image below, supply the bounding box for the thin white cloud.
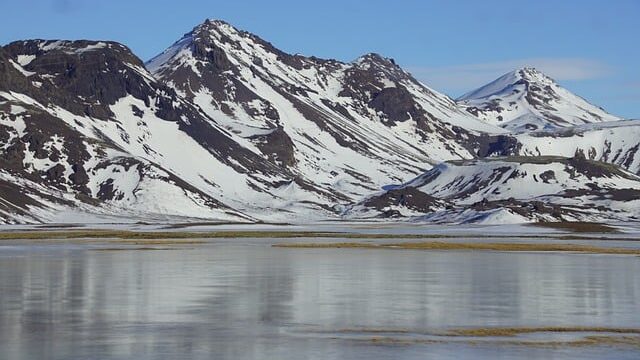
[408,58,613,97]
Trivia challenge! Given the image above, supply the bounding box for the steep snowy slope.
[0,39,320,223]
[147,19,505,201]
[346,156,640,223]
[458,67,621,132]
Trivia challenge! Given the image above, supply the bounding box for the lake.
[1,235,639,359]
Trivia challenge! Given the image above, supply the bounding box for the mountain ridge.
[0,19,636,224]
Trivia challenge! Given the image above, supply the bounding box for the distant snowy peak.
[459,67,551,100]
[458,67,621,132]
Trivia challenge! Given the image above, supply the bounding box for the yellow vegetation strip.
[446,327,640,337]
[0,229,637,242]
[273,241,640,255]
[361,335,640,348]
[329,327,640,348]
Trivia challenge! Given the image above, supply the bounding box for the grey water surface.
[0,239,639,359]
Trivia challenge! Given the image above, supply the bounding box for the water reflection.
[0,244,638,359]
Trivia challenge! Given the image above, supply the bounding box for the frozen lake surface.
[0,228,639,359]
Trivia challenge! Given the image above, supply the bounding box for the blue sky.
[2,0,638,118]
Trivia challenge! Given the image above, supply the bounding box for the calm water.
[0,240,639,359]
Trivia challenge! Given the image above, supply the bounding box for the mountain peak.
[202,18,230,26]
[458,66,621,131]
[517,66,543,75]
[193,18,235,35]
[513,66,555,84]
[459,67,556,102]
[146,19,249,76]
[354,52,398,67]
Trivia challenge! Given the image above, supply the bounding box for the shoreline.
[0,228,637,255]
[272,241,640,255]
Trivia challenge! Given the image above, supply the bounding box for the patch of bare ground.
[532,222,619,233]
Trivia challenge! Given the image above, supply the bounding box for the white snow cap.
[458,66,621,132]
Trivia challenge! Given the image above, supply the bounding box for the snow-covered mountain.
[458,67,622,132]
[146,20,506,200]
[0,21,496,224]
[0,39,276,223]
[346,156,640,223]
[0,19,637,224]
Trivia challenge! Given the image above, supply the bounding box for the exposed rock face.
[249,126,297,167]
[4,41,153,119]
[359,187,450,219]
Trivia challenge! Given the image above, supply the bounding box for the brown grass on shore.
[0,230,432,241]
[363,335,640,348]
[447,327,640,337]
[273,241,640,255]
[0,228,636,242]
[532,222,619,233]
[91,247,178,251]
[336,326,640,348]
[105,239,207,245]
